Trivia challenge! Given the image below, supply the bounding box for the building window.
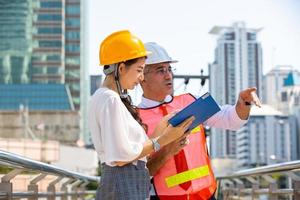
[47,67,62,74]
[38,14,62,21]
[65,57,80,65]
[39,41,62,47]
[47,55,61,61]
[38,28,62,34]
[225,32,235,40]
[41,2,62,8]
[11,57,25,83]
[66,6,80,15]
[66,19,80,27]
[295,94,300,106]
[247,33,256,40]
[32,67,46,74]
[66,44,80,52]
[66,69,80,78]
[281,91,287,102]
[66,31,80,40]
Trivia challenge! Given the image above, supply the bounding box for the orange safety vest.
[138,94,217,200]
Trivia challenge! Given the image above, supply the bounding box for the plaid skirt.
[96,160,150,200]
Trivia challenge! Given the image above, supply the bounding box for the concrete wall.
[0,111,80,143]
[0,138,59,162]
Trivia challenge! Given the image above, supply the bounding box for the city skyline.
[87,0,300,79]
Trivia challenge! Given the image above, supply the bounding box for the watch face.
[154,140,160,152]
[151,138,161,152]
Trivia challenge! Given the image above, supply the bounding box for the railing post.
[70,180,82,200]
[79,181,89,199]
[0,169,24,200]
[252,184,259,200]
[28,173,47,200]
[234,178,244,198]
[222,179,234,200]
[216,179,224,200]
[269,183,278,200]
[293,181,300,200]
[61,178,74,200]
[47,176,63,200]
[246,176,259,200]
[262,175,277,200]
[284,171,300,200]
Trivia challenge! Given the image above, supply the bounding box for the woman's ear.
[118,63,126,75]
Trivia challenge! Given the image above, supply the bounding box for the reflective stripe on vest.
[166,165,210,188]
[191,126,201,134]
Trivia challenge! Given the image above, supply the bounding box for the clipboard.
[168,92,221,131]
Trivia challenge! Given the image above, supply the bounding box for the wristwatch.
[151,138,161,152]
[238,97,252,106]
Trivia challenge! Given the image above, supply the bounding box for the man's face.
[141,62,174,101]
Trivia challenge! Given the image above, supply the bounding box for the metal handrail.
[217,160,300,179]
[216,160,300,200]
[0,149,100,182]
[0,149,100,200]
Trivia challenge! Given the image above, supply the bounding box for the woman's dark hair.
[121,95,148,132]
[105,57,148,131]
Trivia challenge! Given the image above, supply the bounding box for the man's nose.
[164,70,172,79]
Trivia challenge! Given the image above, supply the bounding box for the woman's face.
[119,57,146,90]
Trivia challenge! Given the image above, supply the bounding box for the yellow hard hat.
[99,30,149,66]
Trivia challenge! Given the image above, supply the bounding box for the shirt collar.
[139,95,174,109]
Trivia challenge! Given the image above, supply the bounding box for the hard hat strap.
[103,64,117,75]
[114,64,128,99]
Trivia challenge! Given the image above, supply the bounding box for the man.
[138,42,261,200]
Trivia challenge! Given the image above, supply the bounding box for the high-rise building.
[209,22,263,158]
[255,66,300,168]
[277,71,300,114]
[0,0,89,143]
[90,75,102,95]
[263,65,300,108]
[236,105,297,169]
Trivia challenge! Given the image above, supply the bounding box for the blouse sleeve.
[99,96,144,165]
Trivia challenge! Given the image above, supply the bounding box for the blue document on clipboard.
[168,92,221,131]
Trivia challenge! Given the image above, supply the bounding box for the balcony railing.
[3,147,299,200]
[216,160,300,200]
[0,150,99,199]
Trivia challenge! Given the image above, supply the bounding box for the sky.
[86,0,300,99]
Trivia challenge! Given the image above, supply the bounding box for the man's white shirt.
[138,94,247,131]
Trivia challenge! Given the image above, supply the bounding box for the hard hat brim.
[146,59,178,65]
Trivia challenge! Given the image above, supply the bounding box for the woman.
[88,30,194,200]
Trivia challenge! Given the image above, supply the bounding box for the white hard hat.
[144,42,178,65]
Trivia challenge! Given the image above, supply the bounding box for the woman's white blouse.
[88,87,148,166]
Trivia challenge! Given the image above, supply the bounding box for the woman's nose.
[139,73,144,82]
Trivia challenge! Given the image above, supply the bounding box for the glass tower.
[0,0,84,109]
[0,0,89,142]
[0,0,33,84]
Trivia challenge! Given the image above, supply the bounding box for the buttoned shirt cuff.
[231,103,248,127]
